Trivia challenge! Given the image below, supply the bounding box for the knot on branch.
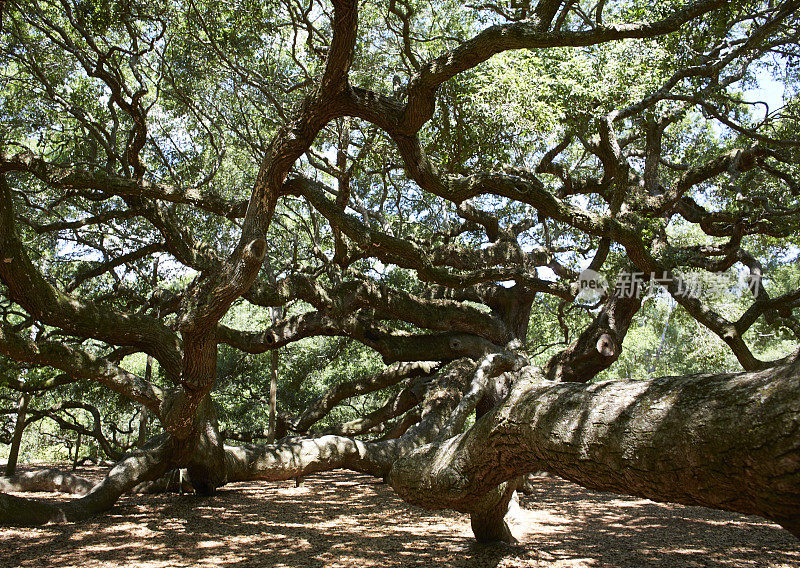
[244,238,267,264]
[596,333,617,358]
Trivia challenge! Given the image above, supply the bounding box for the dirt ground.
[1,465,798,568]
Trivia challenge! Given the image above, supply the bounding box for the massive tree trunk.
[389,356,800,539]
[185,398,229,496]
[3,352,799,544]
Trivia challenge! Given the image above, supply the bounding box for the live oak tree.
[1,0,800,543]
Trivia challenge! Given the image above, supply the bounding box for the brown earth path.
[1,466,798,568]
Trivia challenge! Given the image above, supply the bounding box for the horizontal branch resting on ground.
[389,356,800,537]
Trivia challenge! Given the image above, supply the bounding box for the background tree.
[0,0,799,543]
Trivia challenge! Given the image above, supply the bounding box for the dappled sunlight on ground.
[1,467,798,567]
[516,475,800,568]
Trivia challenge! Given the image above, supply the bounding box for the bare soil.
[1,465,798,568]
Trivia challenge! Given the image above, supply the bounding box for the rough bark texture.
[544,292,642,382]
[4,355,800,543]
[0,435,174,524]
[389,358,800,538]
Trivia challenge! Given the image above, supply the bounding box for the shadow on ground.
[1,467,798,568]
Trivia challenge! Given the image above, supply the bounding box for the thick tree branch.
[0,324,163,413]
[390,356,800,537]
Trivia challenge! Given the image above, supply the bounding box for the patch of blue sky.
[742,67,788,123]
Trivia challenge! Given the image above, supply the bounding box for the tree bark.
[544,291,642,382]
[389,358,800,539]
[137,353,154,447]
[185,397,228,496]
[0,469,95,495]
[468,482,518,543]
[268,349,278,443]
[137,405,150,448]
[4,392,30,476]
[0,434,174,525]
[72,432,81,471]
[4,355,800,543]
